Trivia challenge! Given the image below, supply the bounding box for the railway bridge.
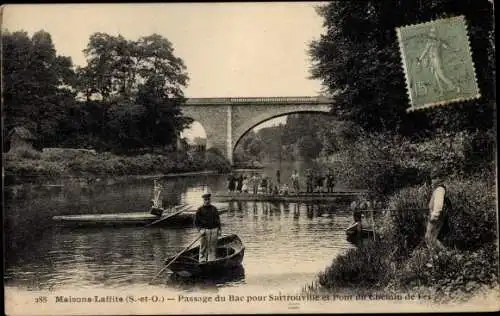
[181,96,333,164]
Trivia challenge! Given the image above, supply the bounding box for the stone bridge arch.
[181,96,333,164]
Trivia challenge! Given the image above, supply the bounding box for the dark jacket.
[195,204,221,229]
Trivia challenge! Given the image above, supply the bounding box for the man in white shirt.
[424,173,450,251]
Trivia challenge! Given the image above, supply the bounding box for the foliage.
[2,30,76,149]
[317,238,395,290]
[205,148,232,173]
[309,0,495,136]
[390,243,498,303]
[3,29,192,152]
[77,33,189,101]
[384,177,497,259]
[4,148,230,182]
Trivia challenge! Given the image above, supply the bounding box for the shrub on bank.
[317,238,396,290]
[383,178,497,256]
[4,148,232,181]
[389,243,499,303]
[205,148,232,173]
[309,176,498,302]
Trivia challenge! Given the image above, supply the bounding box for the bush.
[317,239,395,290]
[384,177,497,259]
[205,148,231,173]
[390,243,499,302]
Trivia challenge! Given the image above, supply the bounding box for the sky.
[3,2,327,140]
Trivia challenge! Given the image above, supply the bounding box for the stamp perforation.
[396,15,481,112]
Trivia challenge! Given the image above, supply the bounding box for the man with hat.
[194,190,221,262]
[424,169,451,251]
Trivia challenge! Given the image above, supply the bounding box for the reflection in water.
[168,265,246,291]
[4,173,356,294]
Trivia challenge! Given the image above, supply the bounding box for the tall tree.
[76,32,191,149]
[309,0,495,137]
[2,30,76,147]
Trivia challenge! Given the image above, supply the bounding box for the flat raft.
[165,234,245,278]
[212,190,368,202]
[52,208,228,227]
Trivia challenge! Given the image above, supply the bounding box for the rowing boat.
[52,208,228,228]
[211,190,367,203]
[164,234,245,278]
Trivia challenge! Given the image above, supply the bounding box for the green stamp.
[396,15,480,111]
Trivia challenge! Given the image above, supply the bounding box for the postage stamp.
[396,15,481,111]
[2,2,498,316]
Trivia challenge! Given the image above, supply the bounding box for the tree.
[2,30,76,148]
[309,0,495,137]
[75,32,191,150]
[78,33,189,102]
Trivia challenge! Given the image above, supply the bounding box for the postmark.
[396,15,480,111]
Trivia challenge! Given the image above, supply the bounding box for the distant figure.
[315,173,325,193]
[424,171,451,251]
[291,170,300,193]
[251,174,260,195]
[227,174,236,192]
[346,200,363,235]
[326,170,336,193]
[276,170,281,186]
[150,179,163,216]
[195,192,221,262]
[306,169,314,193]
[261,176,268,194]
[236,174,243,192]
[241,176,249,193]
[272,184,279,195]
[280,184,290,195]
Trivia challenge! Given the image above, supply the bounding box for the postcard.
[3,1,498,315]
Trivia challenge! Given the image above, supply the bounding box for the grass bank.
[304,174,498,303]
[4,147,231,185]
[306,130,498,303]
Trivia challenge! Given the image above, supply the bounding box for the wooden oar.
[150,233,203,283]
[145,204,191,227]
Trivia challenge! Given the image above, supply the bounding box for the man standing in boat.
[195,191,221,262]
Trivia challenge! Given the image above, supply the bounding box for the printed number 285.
[35,296,48,303]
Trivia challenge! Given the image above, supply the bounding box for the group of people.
[305,169,336,193]
[226,168,337,195]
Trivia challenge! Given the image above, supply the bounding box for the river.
[4,162,356,296]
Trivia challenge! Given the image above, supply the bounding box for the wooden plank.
[145,205,192,227]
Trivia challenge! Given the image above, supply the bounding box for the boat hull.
[52,209,228,228]
[346,228,375,243]
[165,234,245,278]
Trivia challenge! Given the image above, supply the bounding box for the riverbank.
[4,147,231,186]
[303,170,498,303]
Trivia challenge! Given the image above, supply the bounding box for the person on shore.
[241,176,249,193]
[315,173,325,193]
[280,183,290,195]
[251,174,260,195]
[194,191,221,263]
[236,174,243,193]
[276,170,281,186]
[227,173,236,192]
[291,170,300,194]
[261,176,268,194]
[326,169,336,193]
[306,169,314,193]
[424,171,451,251]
